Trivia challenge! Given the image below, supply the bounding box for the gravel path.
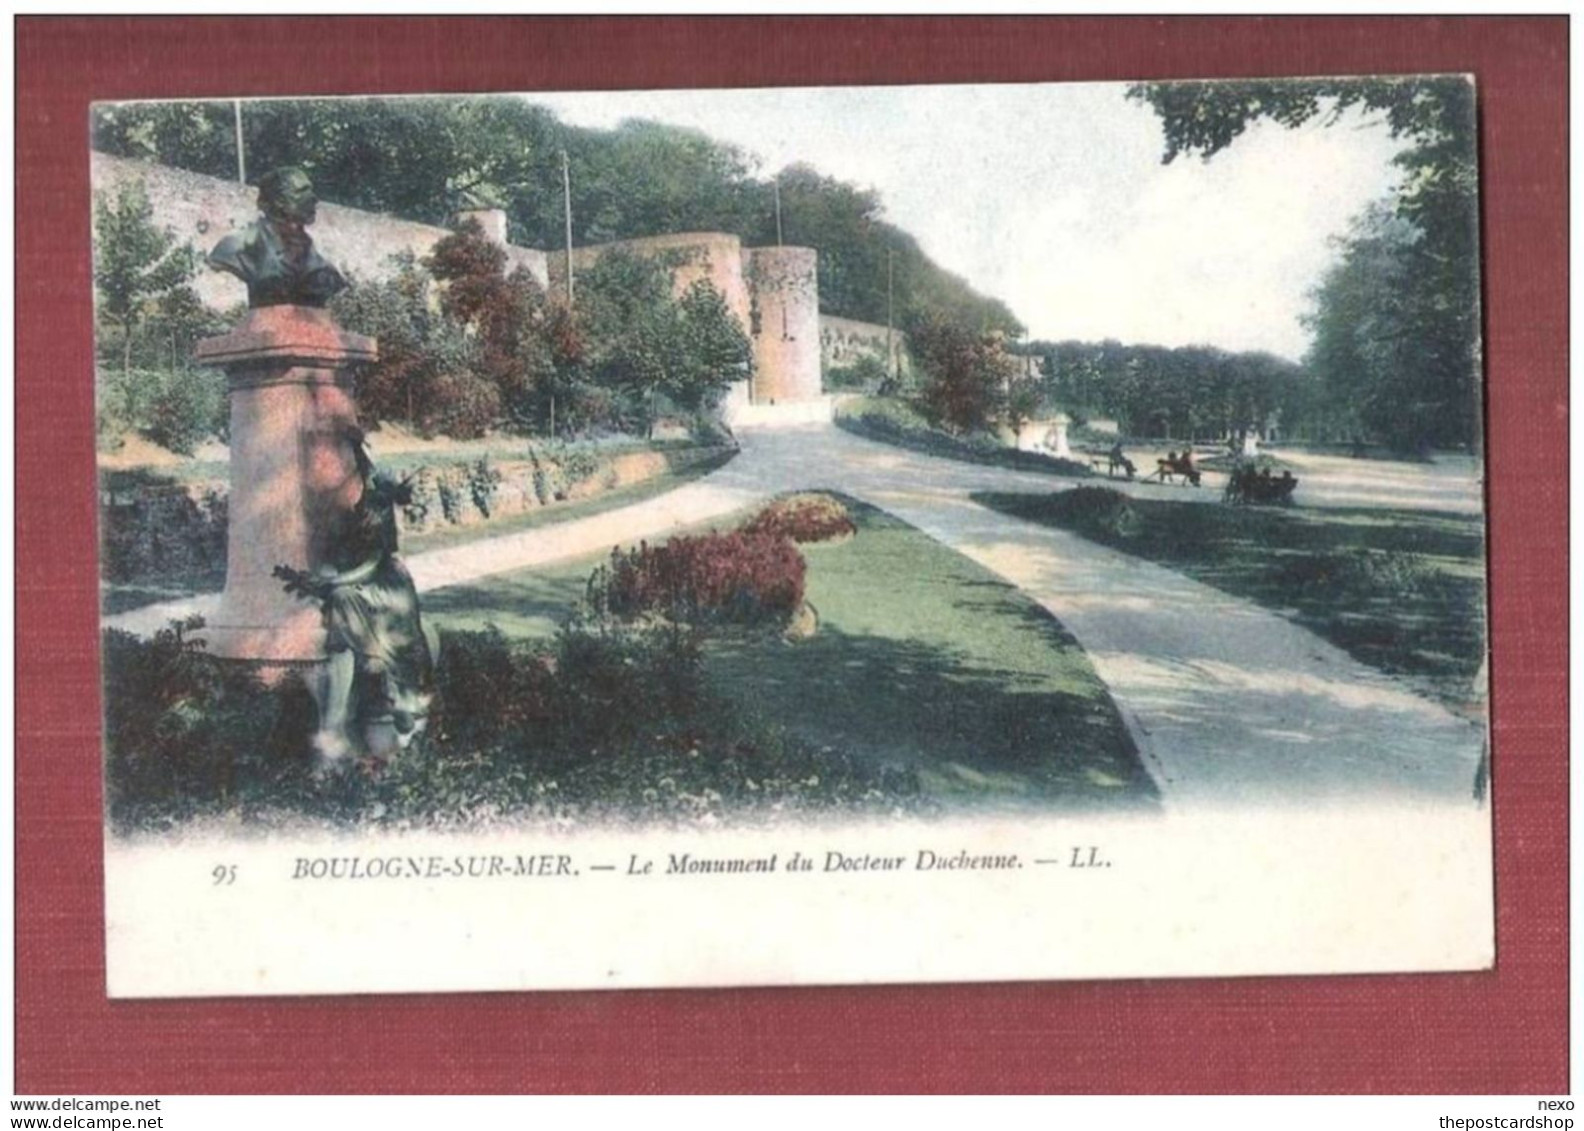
[104,422,1486,806]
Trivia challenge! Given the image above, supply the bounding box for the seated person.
[1224,464,1249,504]
[1254,468,1275,501]
[1107,441,1135,479]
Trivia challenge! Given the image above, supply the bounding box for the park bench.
[1152,451,1201,487]
[1224,466,1298,506]
[1086,449,1138,480]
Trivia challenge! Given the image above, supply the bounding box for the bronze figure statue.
[207,166,348,308]
[274,428,437,767]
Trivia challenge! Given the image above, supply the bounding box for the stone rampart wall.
[90,152,550,309]
[547,231,753,332]
[94,153,832,404]
[819,314,911,379]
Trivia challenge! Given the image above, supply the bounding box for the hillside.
[91,95,1022,335]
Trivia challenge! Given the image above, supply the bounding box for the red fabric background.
[15,16,1567,1094]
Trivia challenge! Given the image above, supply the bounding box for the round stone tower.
[745,246,821,403]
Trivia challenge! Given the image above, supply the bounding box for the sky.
[527,83,1408,361]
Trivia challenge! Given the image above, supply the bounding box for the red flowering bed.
[593,530,806,628]
[742,493,857,544]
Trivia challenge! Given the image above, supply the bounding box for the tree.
[570,252,748,436]
[673,278,752,411]
[1128,77,1480,451]
[92,179,198,376]
[911,316,1018,434]
[1003,372,1044,450]
[331,252,452,428]
[1300,205,1471,450]
[91,96,1023,336]
[428,219,557,430]
[1030,337,1303,443]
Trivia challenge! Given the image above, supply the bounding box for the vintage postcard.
[93,79,1491,998]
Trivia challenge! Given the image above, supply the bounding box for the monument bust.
[207,166,348,308]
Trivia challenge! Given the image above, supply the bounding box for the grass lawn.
[835,396,1097,480]
[973,489,1487,711]
[425,495,1155,814]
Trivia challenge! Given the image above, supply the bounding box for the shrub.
[824,353,889,392]
[417,370,501,439]
[401,467,436,529]
[1278,548,1442,597]
[551,618,705,747]
[101,617,317,829]
[425,619,707,765]
[1038,455,1101,477]
[435,472,465,525]
[144,366,227,455]
[467,457,502,518]
[836,394,932,437]
[528,447,566,505]
[96,365,226,455]
[1045,486,1142,539]
[101,614,926,832]
[431,627,557,749]
[96,366,147,450]
[589,531,806,628]
[743,493,856,544]
[99,477,227,587]
[561,444,602,485]
[686,412,736,447]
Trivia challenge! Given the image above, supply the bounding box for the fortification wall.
[547,231,753,331]
[551,233,825,404]
[89,152,550,309]
[744,247,822,404]
[96,151,831,405]
[819,314,911,380]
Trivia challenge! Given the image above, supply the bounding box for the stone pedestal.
[194,306,376,662]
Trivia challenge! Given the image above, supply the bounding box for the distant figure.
[1156,449,1200,487]
[208,166,348,308]
[1276,469,1298,504]
[1107,441,1136,480]
[1224,464,1248,505]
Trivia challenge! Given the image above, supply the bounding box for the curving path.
[105,422,1487,807]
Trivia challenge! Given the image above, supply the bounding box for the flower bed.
[742,493,857,544]
[590,530,806,629]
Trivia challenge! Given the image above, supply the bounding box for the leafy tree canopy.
[92,97,1021,336]
[1127,77,1481,451]
[1033,337,1306,443]
[92,179,212,376]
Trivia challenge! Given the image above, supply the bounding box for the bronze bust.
[207,166,348,308]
